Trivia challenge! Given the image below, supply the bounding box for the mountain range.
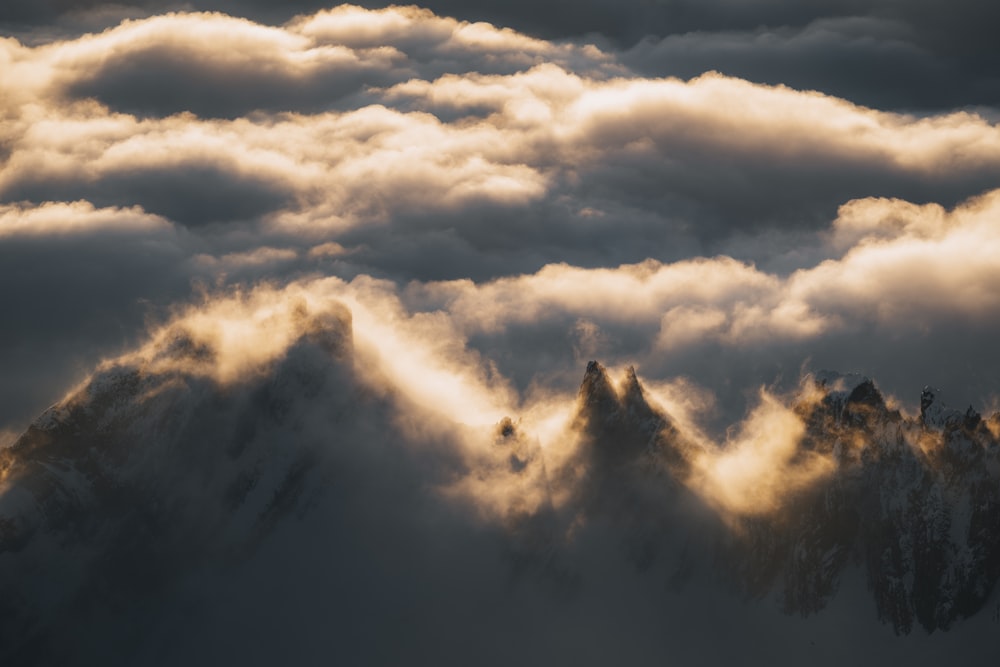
[2,302,1000,664]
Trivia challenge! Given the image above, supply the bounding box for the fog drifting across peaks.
[4,278,1000,665]
[2,4,1000,663]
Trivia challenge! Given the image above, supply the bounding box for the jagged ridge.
[3,341,1000,660]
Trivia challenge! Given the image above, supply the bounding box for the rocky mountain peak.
[575,362,663,435]
[571,362,693,484]
[919,385,966,430]
[579,360,616,406]
[808,371,894,431]
[845,377,884,408]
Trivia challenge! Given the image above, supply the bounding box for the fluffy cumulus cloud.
[2,4,1000,663]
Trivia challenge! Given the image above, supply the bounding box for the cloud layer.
[2,5,999,435]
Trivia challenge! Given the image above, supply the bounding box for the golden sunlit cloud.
[2,7,998,245]
[686,388,833,517]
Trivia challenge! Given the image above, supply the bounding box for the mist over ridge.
[3,287,1000,663]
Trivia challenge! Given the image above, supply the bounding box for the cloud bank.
[2,5,999,438]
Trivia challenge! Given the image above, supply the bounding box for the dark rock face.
[577,362,667,464]
[724,373,1000,634]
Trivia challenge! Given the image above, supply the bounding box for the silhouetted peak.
[813,371,869,400]
[963,406,982,431]
[811,371,887,422]
[920,386,938,416]
[579,360,617,408]
[920,385,965,430]
[620,366,642,400]
[584,360,607,381]
[620,366,662,424]
[845,378,885,409]
[571,361,683,473]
